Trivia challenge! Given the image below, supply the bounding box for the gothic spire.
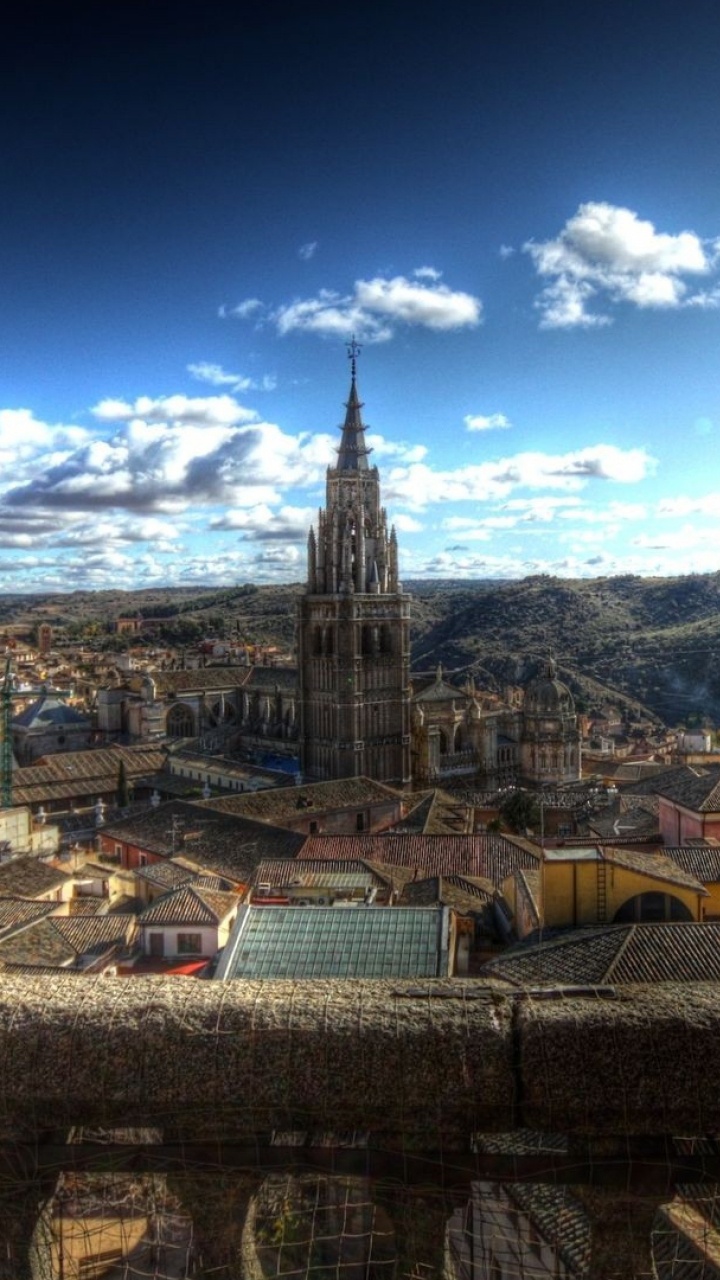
[336,336,372,471]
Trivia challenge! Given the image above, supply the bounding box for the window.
[309,820,318,834]
[356,812,365,832]
[177,932,203,954]
[149,933,164,957]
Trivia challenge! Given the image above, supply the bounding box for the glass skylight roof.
[219,906,445,979]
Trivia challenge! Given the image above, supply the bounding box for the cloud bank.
[224,268,482,342]
[525,202,720,328]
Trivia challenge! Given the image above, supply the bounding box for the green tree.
[500,789,541,834]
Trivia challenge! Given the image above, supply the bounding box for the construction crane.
[0,658,12,808]
[0,657,73,809]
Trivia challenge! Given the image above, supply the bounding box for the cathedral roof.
[412,664,462,703]
[335,363,372,471]
[12,694,89,730]
[524,658,575,717]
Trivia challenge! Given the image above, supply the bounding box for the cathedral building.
[296,349,581,791]
[297,344,412,785]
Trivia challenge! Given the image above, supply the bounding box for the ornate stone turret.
[297,341,412,785]
[521,655,581,785]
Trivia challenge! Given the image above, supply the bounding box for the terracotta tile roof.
[0,898,59,936]
[0,919,77,967]
[602,845,707,893]
[200,776,402,825]
[243,667,297,690]
[0,911,137,969]
[587,807,660,841]
[150,668,252,695]
[134,861,197,891]
[399,875,494,913]
[390,792,436,832]
[299,834,540,886]
[101,799,305,881]
[138,884,238,927]
[653,1203,720,1274]
[663,845,720,883]
[504,1182,591,1275]
[0,961,84,976]
[446,873,497,899]
[0,858,71,899]
[640,764,720,811]
[12,746,167,805]
[52,914,137,954]
[194,874,227,892]
[484,922,720,987]
[613,763,700,796]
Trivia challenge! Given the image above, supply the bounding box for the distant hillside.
[4,572,720,726]
[406,574,720,727]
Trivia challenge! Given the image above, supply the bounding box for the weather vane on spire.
[347,334,362,379]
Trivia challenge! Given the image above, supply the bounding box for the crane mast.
[1,658,13,808]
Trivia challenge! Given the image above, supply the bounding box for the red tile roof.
[298,834,540,886]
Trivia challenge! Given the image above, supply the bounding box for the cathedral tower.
[297,343,412,785]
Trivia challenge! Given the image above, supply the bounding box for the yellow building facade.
[504,845,707,938]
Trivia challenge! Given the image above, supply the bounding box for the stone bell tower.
[297,341,412,785]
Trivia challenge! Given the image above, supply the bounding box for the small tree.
[500,789,541,835]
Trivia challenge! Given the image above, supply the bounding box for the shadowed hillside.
[407,574,720,726]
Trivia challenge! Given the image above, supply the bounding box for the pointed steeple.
[336,336,372,472]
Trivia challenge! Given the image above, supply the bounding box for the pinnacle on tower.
[336,336,373,471]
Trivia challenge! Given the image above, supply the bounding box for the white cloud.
[464,413,511,432]
[219,298,264,320]
[0,410,91,492]
[353,275,480,330]
[236,272,482,343]
[366,433,428,464]
[3,395,337,519]
[93,393,258,427]
[187,363,276,392]
[499,245,514,259]
[393,513,423,533]
[209,504,313,542]
[557,501,647,524]
[657,493,720,518]
[525,202,719,328]
[502,496,584,519]
[385,443,654,510]
[299,241,318,261]
[632,525,706,551]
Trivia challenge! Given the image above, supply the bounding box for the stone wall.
[0,976,719,1142]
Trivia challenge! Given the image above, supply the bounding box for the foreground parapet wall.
[1,977,719,1140]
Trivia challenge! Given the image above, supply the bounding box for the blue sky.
[2,0,720,591]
